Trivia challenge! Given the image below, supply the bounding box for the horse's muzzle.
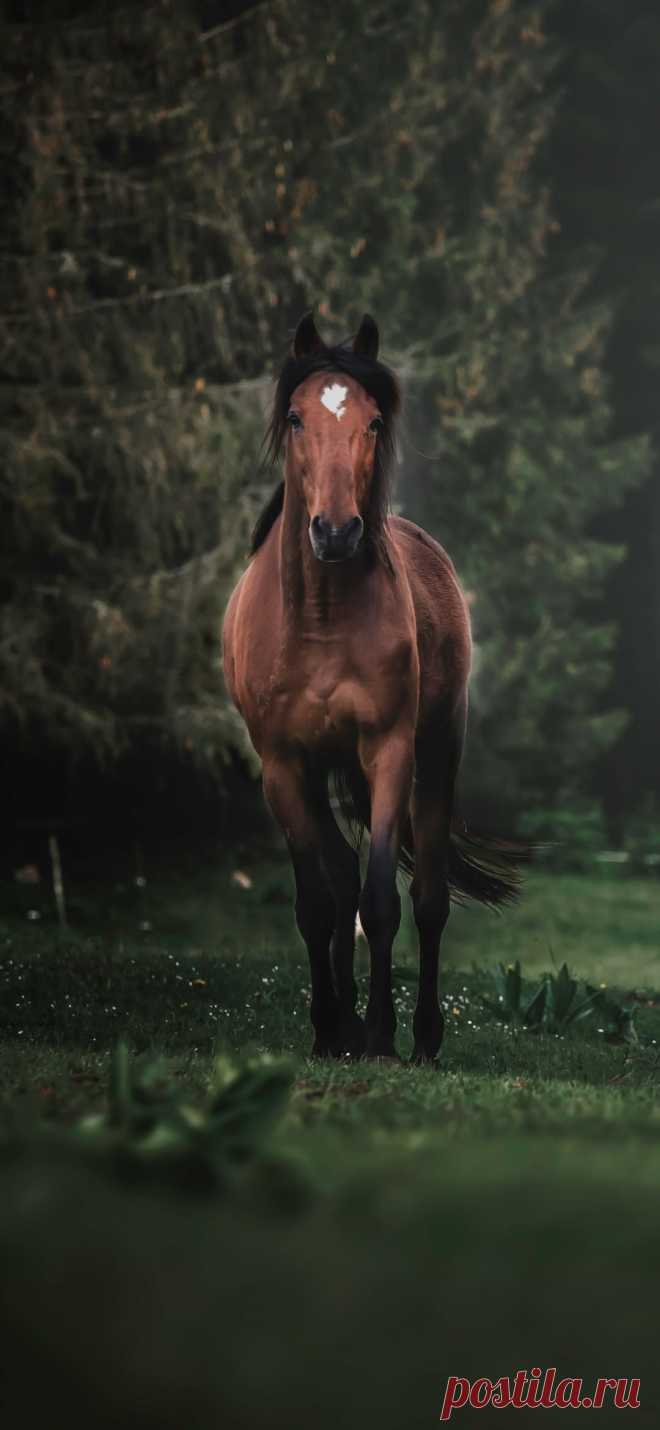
[309,514,364,562]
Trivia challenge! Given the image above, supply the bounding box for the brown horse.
[223,312,521,1062]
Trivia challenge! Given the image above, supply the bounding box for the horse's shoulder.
[223,565,248,627]
[388,515,458,579]
[223,559,260,658]
[223,575,238,634]
[388,515,470,663]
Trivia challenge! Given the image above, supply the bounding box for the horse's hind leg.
[262,754,340,1057]
[410,710,464,1063]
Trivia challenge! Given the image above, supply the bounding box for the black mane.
[249,338,401,564]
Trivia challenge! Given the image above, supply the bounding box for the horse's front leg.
[262,754,339,1057]
[316,800,365,1058]
[358,730,414,1059]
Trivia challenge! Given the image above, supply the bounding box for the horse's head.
[286,313,383,562]
[263,312,400,566]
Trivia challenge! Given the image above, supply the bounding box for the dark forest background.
[1,0,659,869]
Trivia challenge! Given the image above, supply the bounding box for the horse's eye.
[369,415,383,434]
[287,411,303,431]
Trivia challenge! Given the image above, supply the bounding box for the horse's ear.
[352,313,379,361]
[292,311,324,359]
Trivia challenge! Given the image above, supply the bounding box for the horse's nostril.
[309,513,363,560]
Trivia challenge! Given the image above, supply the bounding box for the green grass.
[441,867,660,986]
[1,860,659,1426]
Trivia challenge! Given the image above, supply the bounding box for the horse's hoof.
[310,1039,341,1060]
[338,1017,366,1060]
[410,1050,441,1068]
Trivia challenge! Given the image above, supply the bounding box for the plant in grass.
[481,960,545,1028]
[482,960,612,1036]
[586,989,639,1046]
[542,962,606,1035]
[0,1044,304,1202]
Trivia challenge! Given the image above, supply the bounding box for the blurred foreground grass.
[1,860,659,1426]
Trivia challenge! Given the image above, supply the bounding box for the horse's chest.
[257,638,415,751]
[286,675,377,747]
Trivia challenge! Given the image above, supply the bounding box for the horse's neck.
[278,483,308,611]
[278,483,368,627]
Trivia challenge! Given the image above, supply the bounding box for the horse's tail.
[446,828,529,908]
[332,765,530,909]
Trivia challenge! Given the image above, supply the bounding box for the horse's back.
[389,515,472,725]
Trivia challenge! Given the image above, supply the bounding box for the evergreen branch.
[0,376,269,401]
[0,5,164,36]
[4,274,236,324]
[198,1,281,45]
[125,543,237,597]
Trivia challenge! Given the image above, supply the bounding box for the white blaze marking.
[320,383,348,421]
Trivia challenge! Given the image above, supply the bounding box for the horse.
[223,311,522,1062]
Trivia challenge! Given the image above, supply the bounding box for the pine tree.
[1,3,267,772]
[548,0,660,834]
[0,0,650,825]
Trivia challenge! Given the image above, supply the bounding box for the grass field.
[1,856,659,1426]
